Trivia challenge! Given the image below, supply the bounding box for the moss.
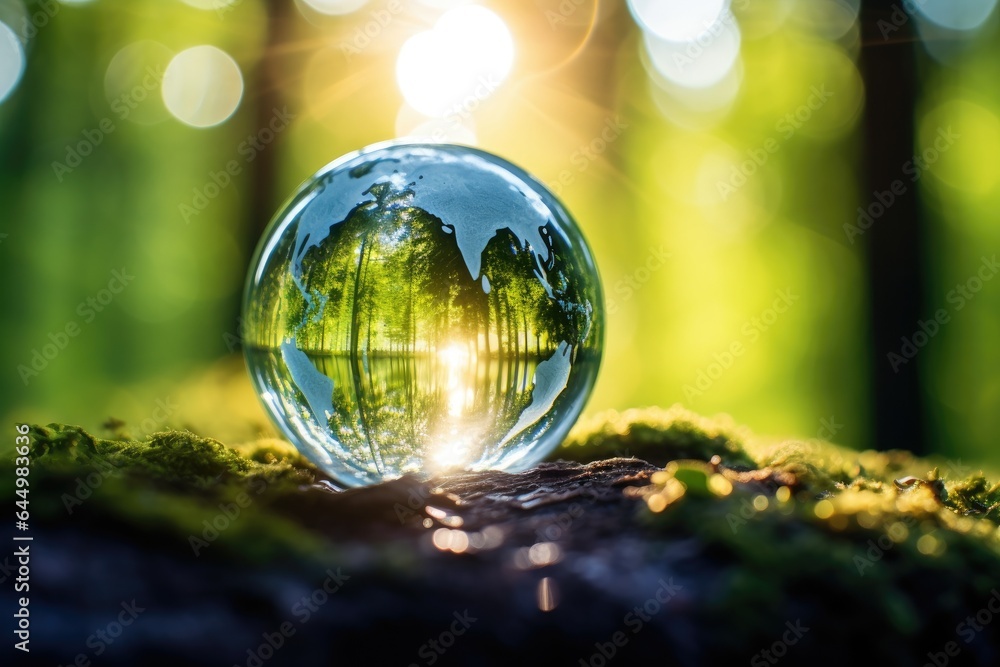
[616,406,1000,651]
[7,424,326,564]
[557,405,757,468]
[9,409,1000,590]
[633,456,1000,655]
[945,475,1000,520]
[27,423,315,489]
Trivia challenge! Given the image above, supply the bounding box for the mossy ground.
[5,406,1000,665]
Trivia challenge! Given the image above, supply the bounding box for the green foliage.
[945,475,1000,521]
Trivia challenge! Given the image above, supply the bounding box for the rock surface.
[4,407,1000,666]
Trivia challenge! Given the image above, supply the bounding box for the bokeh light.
[789,0,860,40]
[732,0,794,39]
[162,45,244,128]
[300,0,369,16]
[643,13,741,89]
[627,0,728,42]
[646,64,743,130]
[415,0,474,9]
[395,5,514,118]
[0,21,25,105]
[913,0,997,32]
[104,41,174,125]
[919,98,1000,194]
[179,0,239,10]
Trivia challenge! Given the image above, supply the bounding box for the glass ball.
[243,142,603,487]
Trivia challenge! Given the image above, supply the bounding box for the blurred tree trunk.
[859,2,927,453]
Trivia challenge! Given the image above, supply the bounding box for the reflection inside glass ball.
[243,143,603,487]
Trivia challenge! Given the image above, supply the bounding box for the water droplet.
[243,143,603,487]
[894,476,921,490]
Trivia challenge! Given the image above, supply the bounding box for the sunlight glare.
[415,0,474,8]
[430,434,472,470]
[439,343,469,367]
[395,103,478,145]
[396,5,514,118]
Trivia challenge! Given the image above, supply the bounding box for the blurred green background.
[2,0,999,463]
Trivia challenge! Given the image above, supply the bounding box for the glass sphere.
[243,142,603,487]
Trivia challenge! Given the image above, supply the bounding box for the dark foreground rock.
[3,407,1000,666]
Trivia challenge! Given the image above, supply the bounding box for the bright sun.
[396,5,515,118]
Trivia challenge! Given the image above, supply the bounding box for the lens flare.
[396,5,514,118]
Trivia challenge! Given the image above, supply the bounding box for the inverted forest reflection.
[321,348,543,473]
[245,152,601,484]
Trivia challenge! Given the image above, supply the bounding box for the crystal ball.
[243,142,603,487]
